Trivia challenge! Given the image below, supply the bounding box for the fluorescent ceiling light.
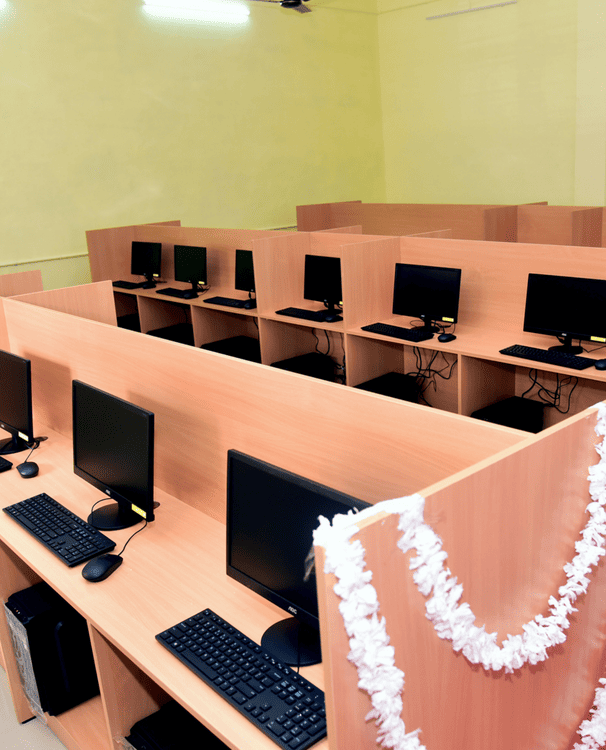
[143,0,250,23]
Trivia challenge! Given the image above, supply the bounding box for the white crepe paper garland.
[313,402,606,749]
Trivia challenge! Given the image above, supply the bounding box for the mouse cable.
[88,497,149,555]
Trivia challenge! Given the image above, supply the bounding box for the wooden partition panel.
[316,226,363,234]
[297,202,510,239]
[517,205,603,246]
[484,204,518,242]
[296,201,362,231]
[0,270,44,351]
[339,237,400,329]
[14,281,117,326]
[0,270,43,297]
[86,224,138,283]
[316,407,606,750]
[1,296,524,524]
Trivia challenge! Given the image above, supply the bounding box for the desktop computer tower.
[471,396,546,433]
[270,352,337,382]
[4,581,100,717]
[354,372,421,403]
[126,700,229,749]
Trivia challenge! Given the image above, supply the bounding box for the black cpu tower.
[4,581,100,717]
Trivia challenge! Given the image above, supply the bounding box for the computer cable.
[409,348,457,406]
[521,369,578,414]
[87,497,149,554]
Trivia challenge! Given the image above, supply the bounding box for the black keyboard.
[361,322,434,342]
[3,493,116,567]
[156,609,326,750]
[0,455,13,473]
[112,280,143,289]
[276,307,341,323]
[499,344,595,371]
[204,296,248,308]
[156,287,198,299]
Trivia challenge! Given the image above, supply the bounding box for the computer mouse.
[82,554,123,582]
[323,313,343,323]
[242,299,257,309]
[595,359,606,370]
[16,461,39,478]
[438,333,457,343]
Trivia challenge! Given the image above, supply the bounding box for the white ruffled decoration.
[314,402,606,749]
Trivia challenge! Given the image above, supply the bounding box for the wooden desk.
[0,426,327,750]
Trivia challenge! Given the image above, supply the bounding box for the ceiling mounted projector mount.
[247,0,312,12]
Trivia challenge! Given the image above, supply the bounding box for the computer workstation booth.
[0,281,525,750]
[2,220,606,748]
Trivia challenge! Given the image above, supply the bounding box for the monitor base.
[0,435,30,455]
[88,501,143,531]
[261,618,322,667]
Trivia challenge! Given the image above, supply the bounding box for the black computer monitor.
[303,254,342,321]
[235,249,255,295]
[226,449,369,667]
[131,241,162,288]
[523,273,606,354]
[0,350,35,455]
[392,263,462,333]
[73,380,155,531]
[174,245,207,296]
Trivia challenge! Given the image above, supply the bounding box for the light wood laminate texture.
[317,407,606,750]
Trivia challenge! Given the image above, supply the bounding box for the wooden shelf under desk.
[0,426,327,750]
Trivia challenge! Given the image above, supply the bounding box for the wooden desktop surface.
[0,426,327,750]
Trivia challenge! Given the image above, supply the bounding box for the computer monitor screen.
[234,249,255,294]
[131,241,162,281]
[226,449,369,666]
[392,263,462,331]
[523,273,606,353]
[303,254,342,311]
[73,380,155,531]
[174,245,207,286]
[0,350,34,455]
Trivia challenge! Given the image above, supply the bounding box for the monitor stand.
[88,501,143,531]
[141,274,157,290]
[0,433,30,455]
[261,618,322,667]
[548,334,583,355]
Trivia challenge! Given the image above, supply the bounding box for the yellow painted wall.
[0,0,383,286]
[378,0,581,205]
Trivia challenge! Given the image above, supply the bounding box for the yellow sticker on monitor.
[442,317,454,323]
[18,431,28,441]
[131,504,147,519]
[591,336,606,343]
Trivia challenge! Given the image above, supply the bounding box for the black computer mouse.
[242,299,257,309]
[82,554,123,582]
[16,461,39,478]
[595,359,606,370]
[438,333,457,343]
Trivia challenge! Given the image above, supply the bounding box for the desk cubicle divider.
[314,404,606,750]
[296,201,532,241]
[0,269,44,351]
[516,204,603,247]
[1,293,524,522]
[13,280,118,326]
[86,220,182,284]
